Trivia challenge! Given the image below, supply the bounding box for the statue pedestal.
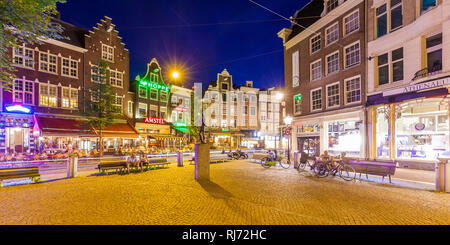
[195,143,210,181]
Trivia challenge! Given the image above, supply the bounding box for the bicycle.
[313,157,356,181]
[297,152,317,172]
[260,151,290,169]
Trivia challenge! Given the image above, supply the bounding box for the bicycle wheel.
[260,157,272,168]
[314,162,329,178]
[279,157,290,169]
[339,164,356,181]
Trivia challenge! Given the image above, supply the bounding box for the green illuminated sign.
[153,69,159,73]
[173,122,187,127]
[139,80,170,92]
[295,94,302,101]
[222,128,229,132]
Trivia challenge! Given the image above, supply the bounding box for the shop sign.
[222,128,229,132]
[175,106,187,112]
[173,122,187,127]
[383,77,450,97]
[5,104,32,114]
[144,117,165,125]
[294,94,302,101]
[139,80,170,92]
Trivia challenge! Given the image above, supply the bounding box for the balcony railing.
[412,65,442,81]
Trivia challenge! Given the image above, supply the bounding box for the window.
[421,0,436,14]
[327,83,340,108]
[326,0,339,13]
[250,107,256,116]
[62,58,78,78]
[160,107,167,119]
[222,83,228,90]
[91,89,100,102]
[251,95,256,102]
[138,85,147,98]
[138,103,147,118]
[376,4,388,38]
[378,53,389,86]
[390,0,402,31]
[310,34,321,53]
[244,106,248,115]
[13,79,34,105]
[344,42,360,68]
[110,70,123,87]
[62,87,78,109]
[344,10,359,36]
[91,65,102,83]
[311,88,322,111]
[326,22,339,46]
[294,94,302,114]
[115,96,123,108]
[128,101,134,116]
[292,51,300,87]
[39,84,57,107]
[392,48,404,82]
[102,44,114,62]
[222,93,227,102]
[326,51,339,75]
[13,46,34,68]
[426,33,442,75]
[160,91,168,102]
[150,89,158,100]
[150,105,158,118]
[150,73,158,83]
[311,60,322,81]
[377,47,403,86]
[39,52,57,74]
[345,76,361,104]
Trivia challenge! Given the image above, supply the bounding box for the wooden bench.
[347,159,396,183]
[0,166,40,187]
[97,161,127,174]
[210,154,229,164]
[142,158,169,169]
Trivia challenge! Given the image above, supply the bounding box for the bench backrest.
[99,161,127,167]
[0,166,39,177]
[349,160,396,175]
[147,158,168,163]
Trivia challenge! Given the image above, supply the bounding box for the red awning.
[90,123,139,138]
[35,116,90,137]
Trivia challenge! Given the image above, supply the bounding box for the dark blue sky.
[58,0,309,89]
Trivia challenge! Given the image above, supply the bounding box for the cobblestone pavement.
[0,160,449,225]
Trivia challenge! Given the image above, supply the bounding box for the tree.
[0,0,66,91]
[81,60,121,157]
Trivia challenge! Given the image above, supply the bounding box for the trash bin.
[436,158,450,192]
[293,152,298,169]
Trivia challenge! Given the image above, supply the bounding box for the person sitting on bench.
[126,153,142,173]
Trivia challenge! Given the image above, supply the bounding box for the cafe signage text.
[383,77,450,97]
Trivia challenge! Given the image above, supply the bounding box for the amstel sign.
[144,117,165,125]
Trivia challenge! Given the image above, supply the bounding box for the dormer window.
[327,0,339,12]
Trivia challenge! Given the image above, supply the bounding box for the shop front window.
[395,99,449,160]
[326,119,361,157]
[376,107,390,158]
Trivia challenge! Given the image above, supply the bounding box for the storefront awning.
[91,123,139,139]
[35,116,91,137]
[152,135,186,141]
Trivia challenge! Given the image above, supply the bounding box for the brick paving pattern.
[0,160,449,225]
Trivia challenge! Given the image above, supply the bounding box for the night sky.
[57,0,309,89]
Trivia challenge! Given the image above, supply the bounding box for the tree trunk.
[99,126,104,157]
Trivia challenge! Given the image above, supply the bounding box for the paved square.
[0,160,449,225]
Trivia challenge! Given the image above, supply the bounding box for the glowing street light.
[276,92,284,101]
[172,71,180,79]
[284,116,293,125]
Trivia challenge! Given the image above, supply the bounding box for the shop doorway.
[297,137,320,157]
[6,128,30,153]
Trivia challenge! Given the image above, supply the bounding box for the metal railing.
[412,65,442,81]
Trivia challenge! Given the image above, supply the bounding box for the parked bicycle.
[297,152,317,172]
[313,156,356,181]
[260,150,290,169]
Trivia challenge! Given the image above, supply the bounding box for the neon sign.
[144,117,165,125]
[294,94,302,101]
[174,106,187,112]
[173,122,187,127]
[139,80,170,92]
[5,104,32,114]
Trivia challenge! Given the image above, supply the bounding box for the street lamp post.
[284,116,293,163]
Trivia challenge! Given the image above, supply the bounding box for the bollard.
[177,151,184,167]
[67,154,78,178]
[436,158,450,192]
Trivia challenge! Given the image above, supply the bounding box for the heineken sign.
[383,77,450,97]
[294,94,302,101]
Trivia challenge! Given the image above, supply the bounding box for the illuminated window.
[39,84,57,107]
[110,69,123,87]
[311,88,322,111]
[150,89,158,100]
[61,88,78,109]
[13,79,34,105]
[326,83,340,108]
[138,103,147,118]
[326,51,339,75]
[344,42,360,68]
[345,76,361,104]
